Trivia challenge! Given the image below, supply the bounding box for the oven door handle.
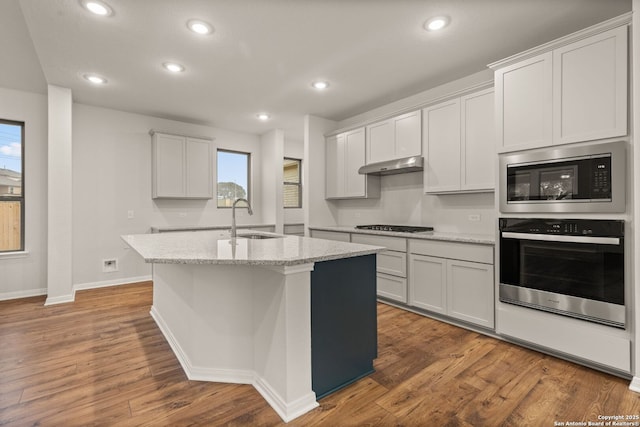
[501,232,620,245]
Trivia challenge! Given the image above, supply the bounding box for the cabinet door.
[447,260,494,328]
[495,52,553,152]
[553,25,627,144]
[344,128,366,197]
[409,254,446,314]
[366,120,394,164]
[377,272,407,303]
[461,88,495,191]
[153,133,186,198]
[423,99,461,193]
[394,111,422,159]
[325,134,343,199]
[185,137,213,198]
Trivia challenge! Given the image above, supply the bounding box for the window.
[0,120,24,252]
[283,158,302,208]
[217,149,250,208]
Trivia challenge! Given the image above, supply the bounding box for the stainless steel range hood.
[358,156,424,176]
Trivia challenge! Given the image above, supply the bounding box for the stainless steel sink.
[237,233,282,239]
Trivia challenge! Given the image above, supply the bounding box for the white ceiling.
[2,0,632,141]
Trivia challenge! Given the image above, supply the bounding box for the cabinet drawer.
[377,251,407,277]
[409,239,493,264]
[377,273,407,303]
[351,234,406,252]
[310,230,350,242]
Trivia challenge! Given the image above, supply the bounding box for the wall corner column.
[45,85,74,305]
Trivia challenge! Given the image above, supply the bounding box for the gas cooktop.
[355,225,434,233]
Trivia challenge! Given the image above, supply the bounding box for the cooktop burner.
[355,224,434,233]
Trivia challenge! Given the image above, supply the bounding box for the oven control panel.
[499,218,624,237]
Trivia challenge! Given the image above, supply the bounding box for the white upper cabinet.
[553,25,628,144]
[461,88,496,191]
[423,88,495,194]
[423,98,461,193]
[493,22,628,152]
[152,131,213,199]
[366,110,421,164]
[495,53,553,152]
[325,128,380,199]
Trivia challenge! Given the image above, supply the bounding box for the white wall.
[72,104,262,289]
[304,115,339,233]
[0,87,48,300]
[328,69,496,234]
[284,138,304,225]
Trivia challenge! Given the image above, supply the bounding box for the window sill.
[0,251,30,260]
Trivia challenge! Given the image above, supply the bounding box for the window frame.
[0,119,25,253]
[283,157,302,209]
[216,148,251,209]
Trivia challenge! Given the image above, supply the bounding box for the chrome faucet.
[231,198,253,238]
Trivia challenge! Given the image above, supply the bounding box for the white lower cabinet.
[447,260,494,328]
[309,229,351,242]
[351,234,408,304]
[408,255,446,314]
[409,240,494,329]
[377,273,407,303]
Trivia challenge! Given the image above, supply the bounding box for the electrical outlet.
[127,210,134,219]
[468,214,481,222]
[102,258,118,273]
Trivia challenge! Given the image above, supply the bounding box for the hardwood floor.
[1,282,638,426]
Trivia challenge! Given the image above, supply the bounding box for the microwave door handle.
[501,232,620,245]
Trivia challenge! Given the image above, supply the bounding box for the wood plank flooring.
[1,281,638,426]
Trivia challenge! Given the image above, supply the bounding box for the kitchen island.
[122,230,383,422]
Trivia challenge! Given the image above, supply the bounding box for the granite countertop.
[122,229,384,266]
[309,225,495,245]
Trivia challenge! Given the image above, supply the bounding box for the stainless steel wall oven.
[499,218,625,328]
[499,141,626,213]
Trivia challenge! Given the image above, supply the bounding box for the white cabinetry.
[493,24,628,152]
[326,128,380,199]
[309,229,351,242]
[366,110,421,164]
[409,239,494,329]
[352,234,408,303]
[151,131,213,199]
[423,88,495,194]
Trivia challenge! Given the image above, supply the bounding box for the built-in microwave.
[499,141,626,213]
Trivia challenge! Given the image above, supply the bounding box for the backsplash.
[331,171,496,235]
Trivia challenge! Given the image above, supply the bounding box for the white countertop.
[309,226,495,245]
[122,229,384,266]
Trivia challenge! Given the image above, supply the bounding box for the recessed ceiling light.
[311,81,329,90]
[163,62,185,73]
[80,0,113,16]
[256,113,270,121]
[424,16,450,31]
[187,19,213,35]
[82,73,107,85]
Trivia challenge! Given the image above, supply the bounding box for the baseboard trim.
[254,376,318,423]
[150,304,318,423]
[0,288,47,301]
[2,276,153,304]
[44,292,75,306]
[73,275,152,292]
[629,377,640,393]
